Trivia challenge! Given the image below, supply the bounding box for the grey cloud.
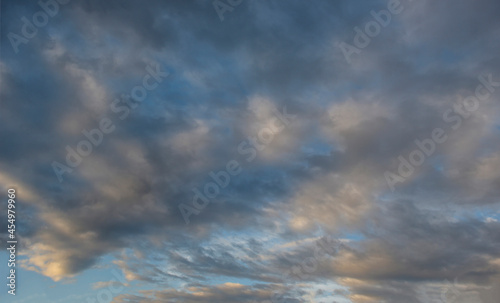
[1,0,500,302]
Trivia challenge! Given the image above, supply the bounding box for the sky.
[1,0,500,302]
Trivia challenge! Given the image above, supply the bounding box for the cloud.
[1,0,500,301]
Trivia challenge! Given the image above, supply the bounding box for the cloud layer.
[1,0,500,302]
